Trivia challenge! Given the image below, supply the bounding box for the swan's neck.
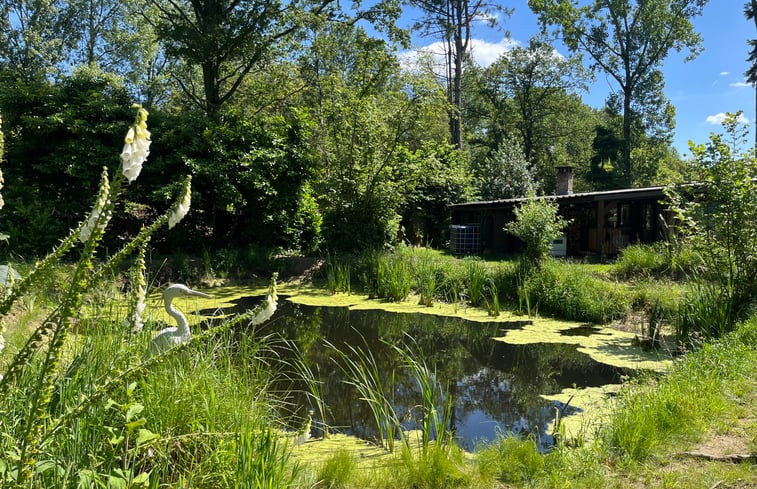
[165,299,190,338]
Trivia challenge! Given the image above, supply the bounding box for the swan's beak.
[185,288,211,298]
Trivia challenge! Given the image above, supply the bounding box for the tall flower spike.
[168,177,191,229]
[80,168,112,244]
[129,241,148,333]
[121,106,151,183]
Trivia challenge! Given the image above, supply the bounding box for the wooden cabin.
[449,167,671,257]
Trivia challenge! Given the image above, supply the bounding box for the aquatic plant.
[389,337,454,452]
[463,257,489,307]
[411,248,440,306]
[316,449,356,489]
[327,338,402,452]
[236,419,299,489]
[326,256,351,295]
[376,251,413,302]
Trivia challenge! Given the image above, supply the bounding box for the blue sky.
[398,0,755,157]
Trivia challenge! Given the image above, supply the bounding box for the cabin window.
[607,207,618,227]
[644,204,654,231]
[619,204,631,227]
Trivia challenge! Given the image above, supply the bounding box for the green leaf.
[109,435,125,446]
[125,403,144,422]
[107,473,127,489]
[132,471,150,486]
[125,418,146,432]
[135,428,159,446]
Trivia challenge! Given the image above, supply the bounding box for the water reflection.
[230,297,626,450]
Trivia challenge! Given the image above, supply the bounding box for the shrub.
[505,193,568,265]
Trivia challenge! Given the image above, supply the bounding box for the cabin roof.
[449,185,668,210]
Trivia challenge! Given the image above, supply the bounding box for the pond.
[212,296,628,451]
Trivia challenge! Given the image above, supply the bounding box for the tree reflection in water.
[230,297,626,450]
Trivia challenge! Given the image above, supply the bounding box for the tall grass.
[389,337,454,451]
[410,249,440,307]
[236,420,299,489]
[463,258,489,307]
[520,259,630,323]
[375,252,413,302]
[326,338,401,452]
[675,280,733,345]
[326,257,351,295]
[602,318,757,462]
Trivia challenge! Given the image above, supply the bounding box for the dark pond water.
[209,296,626,450]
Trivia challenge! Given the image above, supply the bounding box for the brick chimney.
[556,166,574,195]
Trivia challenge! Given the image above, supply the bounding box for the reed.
[376,253,413,302]
[411,249,440,307]
[236,419,299,489]
[675,279,733,345]
[463,258,489,307]
[326,338,401,452]
[326,256,351,295]
[389,337,454,451]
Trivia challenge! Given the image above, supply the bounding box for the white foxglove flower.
[250,295,277,325]
[168,179,191,229]
[80,170,111,243]
[129,243,148,333]
[121,108,151,183]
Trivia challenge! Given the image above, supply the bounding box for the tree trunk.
[202,61,220,117]
[622,87,633,187]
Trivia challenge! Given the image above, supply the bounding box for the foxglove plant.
[128,240,149,333]
[0,105,278,487]
[120,107,151,183]
[168,178,191,229]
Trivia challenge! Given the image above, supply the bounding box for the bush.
[505,194,568,265]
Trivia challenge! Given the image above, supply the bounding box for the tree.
[408,0,508,149]
[668,112,757,337]
[745,1,757,148]
[474,37,589,168]
[529,0,707,186]
[473,135,535,200]
[151,0,334,117]
[0,0,75,74]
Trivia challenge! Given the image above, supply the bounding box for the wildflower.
[80,169,111,243]
[129,242,148,333]
[121,107,151,183]
[168,178,191,229]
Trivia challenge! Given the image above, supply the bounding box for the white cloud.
[399,37,521,73]
[705,112,750,125]
[720,71,729,76]
[730,81,751,88]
